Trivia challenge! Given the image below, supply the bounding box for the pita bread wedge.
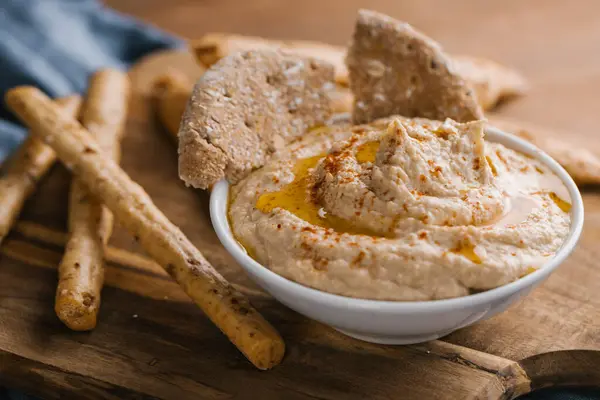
[192,32,527,114]
[178,49,335,189]
[346,9,483,124]
[490,116,600,186]
[454,56,528,110]
[193,33,348,86]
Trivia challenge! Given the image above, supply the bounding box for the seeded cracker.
[489,116,600,186]
[178,49,335,189]
[347,9,484,124]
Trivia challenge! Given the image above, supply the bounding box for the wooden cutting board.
[3,2,600,398]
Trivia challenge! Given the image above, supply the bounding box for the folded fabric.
[0,0,182,161]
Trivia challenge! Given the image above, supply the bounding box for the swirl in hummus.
[229,117,572,300]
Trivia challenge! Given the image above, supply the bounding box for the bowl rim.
[210,125,584,312]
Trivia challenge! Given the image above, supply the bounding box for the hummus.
[228,117,572,300]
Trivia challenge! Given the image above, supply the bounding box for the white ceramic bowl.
[210,127,584,344]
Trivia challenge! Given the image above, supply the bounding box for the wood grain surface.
[1,0,599,398]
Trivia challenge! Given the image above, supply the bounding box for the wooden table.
[1,1,600,398]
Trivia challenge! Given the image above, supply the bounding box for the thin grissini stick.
[0,95,81,245]
[152,71,193,140]
[6,86,285,370]
[14,221,273,299]
[17,220,161,275]
[55,70,130,331]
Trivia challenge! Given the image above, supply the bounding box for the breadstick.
[0,96,81,245]
[152,71,192,140]
[15,221,272,299]
[55,70,130,331]
[5,86,285,370]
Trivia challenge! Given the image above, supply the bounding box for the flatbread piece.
[490,116,600,186]
[193,33,348,86]
[346,9,484,124]
[178,49,335,189]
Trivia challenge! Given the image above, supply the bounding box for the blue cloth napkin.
[0,0,180,397]
[0,0,182,162]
